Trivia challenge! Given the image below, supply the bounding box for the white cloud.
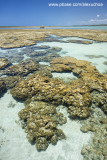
[96,14,100,18]
[89,18,107,23]
[81,18,107,25]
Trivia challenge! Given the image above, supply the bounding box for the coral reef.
[0,76,21,89]
[11,73,92,119]
[91,90,107,114]
[35,66,53,78]
[0,58,11,69]
[32,53,60,63]
[67,40,93,44]
[0,29,107,49]
[18,101,66,150]
[27,50,48,57]
[80,105,107,160]
[4,59,39,76]
[9,56,107,152]
[47,47,62,53]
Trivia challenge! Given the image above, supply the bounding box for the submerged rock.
[0,58,11,70]
[0,80,6,95]
[18,101,66,151]
[27,50,48,57]
[0,76,21,89]
[32,53,60,63]
[91,90,107,114]
[67,40,93,44]
[80,105,107,160]
[35,45,50,49]
[4,59,39,76]
[47,47,62,53]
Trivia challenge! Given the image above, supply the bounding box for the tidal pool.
[0,35,107,160]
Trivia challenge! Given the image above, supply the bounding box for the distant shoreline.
[0,24,107,28]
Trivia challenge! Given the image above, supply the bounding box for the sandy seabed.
[0,91,90,160]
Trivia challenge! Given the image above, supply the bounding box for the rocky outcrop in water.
[0,76,21,89]
[11,73,92,119]
[27,50,48,57]
[80,105,107,160]
[10,56,107,151]
[67,40,93,44]
[0,80,6,95]
[4,59,39,76]
[0,58,11,70]
[19,101,66,151]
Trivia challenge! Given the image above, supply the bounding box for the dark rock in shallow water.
[32,53,60,63]
[0,80,6,95]
[80,104,107,160]
[47,47,62,53]
[8,55,24,63]
[67,40,93,44]
[1,76,21,89]
[103,61,107,65]
[85,54,107,59]
[91,90,107,114]
[0,58,11,70]
[27,50,48,57]
[4,59,39,76]
[35,45,50,49]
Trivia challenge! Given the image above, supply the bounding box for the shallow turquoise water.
[0,25,107,30]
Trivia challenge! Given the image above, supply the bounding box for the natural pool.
[0,35,107,160]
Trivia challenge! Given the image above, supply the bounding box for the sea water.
[0,25,107,30]
[0,35,107,160]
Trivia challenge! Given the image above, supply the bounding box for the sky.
[0,0,107,26]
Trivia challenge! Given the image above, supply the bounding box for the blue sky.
[0,0,107,26]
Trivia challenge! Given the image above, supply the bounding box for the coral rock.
[4,59,38,76]
[0,58,11,69]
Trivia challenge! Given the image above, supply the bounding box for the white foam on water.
[0,92,90,160]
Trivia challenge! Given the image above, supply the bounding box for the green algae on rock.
[18,101,66,151]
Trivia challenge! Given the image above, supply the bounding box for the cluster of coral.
[50,57,107,113]
[11,73,92,119]
[0,55,107,152]
[0,58,11,69]
[4,59,39,76]
[80,104,107,160]
[19,101,66,150]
